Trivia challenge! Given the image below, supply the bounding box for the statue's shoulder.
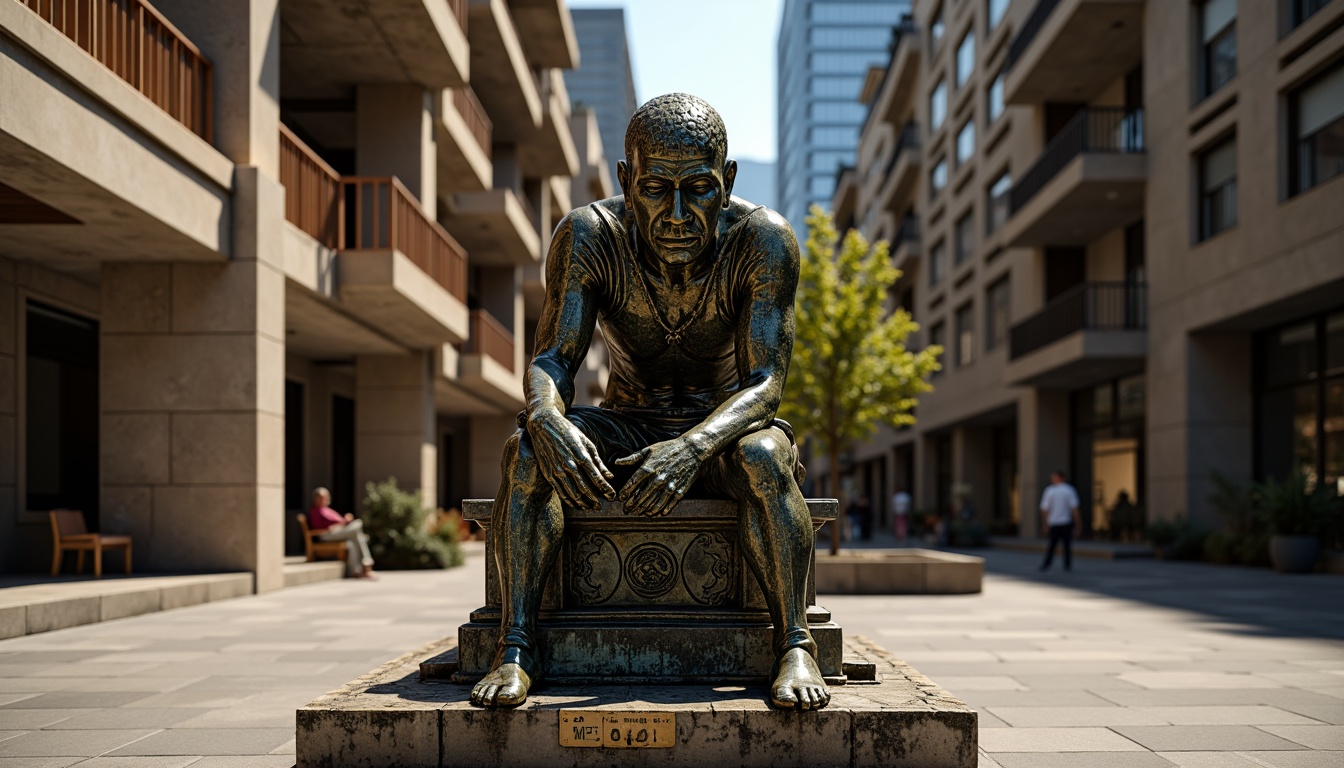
[557,197,626,240]
[724,199,799,265]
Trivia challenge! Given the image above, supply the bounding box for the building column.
[100,169,287,592]
[0,261,17,571]
[356,84,437,208]
[1018,388,1070,539]
[955,425,996,523]
[355,353,437,505]
[468,416,518,500]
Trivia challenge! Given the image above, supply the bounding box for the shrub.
[1257,472,1343,538]
[361,479,463,569]
[1147,518,1207,560]
[1202,530,1237,564]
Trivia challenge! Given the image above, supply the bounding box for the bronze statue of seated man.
[470,93,829,712]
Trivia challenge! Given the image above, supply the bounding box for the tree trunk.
[829,445,841,556]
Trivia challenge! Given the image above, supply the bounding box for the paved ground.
[0,545,1341,767]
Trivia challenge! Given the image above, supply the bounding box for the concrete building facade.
[833,0,1344,539]
[0,0,611,585]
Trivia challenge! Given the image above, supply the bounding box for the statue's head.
[618,93,737,266]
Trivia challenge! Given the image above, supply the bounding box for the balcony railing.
[1009,107,1144,215]
[1009,281,1147,359]
[21,0,212,140]
[446,0,468,33]
[279,125,341,249]
[881,122,920,182]
[452,87,492,158]
[1004,0,1063,72]
[343,177,468,302]
[467,309,515,373]
[894,215,919,250]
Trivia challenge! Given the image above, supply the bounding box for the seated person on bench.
[307,487,376,580]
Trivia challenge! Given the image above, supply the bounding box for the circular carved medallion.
[623,542,678,599]
[681,533,735,607]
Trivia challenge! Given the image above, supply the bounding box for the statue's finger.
[613,449,648,467]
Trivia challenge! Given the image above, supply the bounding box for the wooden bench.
[297,514,348,563]
[49,509,132,578]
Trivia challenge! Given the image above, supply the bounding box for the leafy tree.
[778,206,941,555]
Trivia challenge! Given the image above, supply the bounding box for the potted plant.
[1257,472,1342,573]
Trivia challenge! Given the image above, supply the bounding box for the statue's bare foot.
[470,647,537,708]
[770,647,830,710]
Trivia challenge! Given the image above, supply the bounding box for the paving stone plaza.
[0,548,1339,766]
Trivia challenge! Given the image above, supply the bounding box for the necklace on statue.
[635,255,718,348]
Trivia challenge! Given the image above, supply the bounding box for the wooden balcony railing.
[21,0,212,140]
[342,177,468,303]
[467,309,515,373]
[446,0,468,34]
[279,125,341,249]
[1009,282,1147,360]
[452,87,492,158]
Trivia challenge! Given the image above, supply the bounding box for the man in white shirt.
[1039,471,1080,571]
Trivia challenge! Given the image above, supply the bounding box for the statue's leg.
[470,429,559,708]
[721,427,830,711]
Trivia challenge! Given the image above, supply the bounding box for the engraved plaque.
[559,710,675,749]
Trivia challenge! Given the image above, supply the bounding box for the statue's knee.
[730,429,793,480]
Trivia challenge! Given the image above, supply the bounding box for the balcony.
[468,0,543,141]
[1004,0,1144,105]
[278,0,468,96]
[443,187,541,266]
[1003,107,1146,248]
[437,87,493,194]
[861,19,919,140]
[1005,282,1147,387]
[454,308,525,412]
[876,123,920,217]
[890,215,921,272]
[507,0,579,69]
[19,0,212,139]
[279,124,341,248]
[519,68,579,178]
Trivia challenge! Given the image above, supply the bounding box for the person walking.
[891,487,912,544]
[1038,471,1080,572]
[308,487,377,579]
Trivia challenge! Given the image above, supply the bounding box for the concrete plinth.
[297,635,977,768]
[814,549,984,595]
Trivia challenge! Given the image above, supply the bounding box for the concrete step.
[283,559,346,588]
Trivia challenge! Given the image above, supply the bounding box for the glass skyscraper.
[777,0,911,235]
[566,8,638,187]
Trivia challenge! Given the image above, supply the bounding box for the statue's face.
[620,149,736,266]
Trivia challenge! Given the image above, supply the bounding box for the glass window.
[25,302,99,515]
[812,51,886,74]
[810,150,854,173]
[1201,0,1237,97]
[930,9,946,50]
[987,171,1012,233]
[809,175,835,197]
[988,0,1009,30]
[811,101,869,123]
[954,211,974,266]
[956,30,976,88]
[929,320,946,376]
[986,276,1010,351]
[810,26,893,48]
[955,303,975,367]
[1199,136,1237,240]
[988,69,1006,123]
[930,79,948,131]
[1264,321,1318,389]
[1289,0,1331,31]
[930,156,949,197]
[811,3,905,24]
[810,126,858,147]
[957,119,976,165]
[810,76,865,98]
[929,239,947,287]
[1291,61,1344,195]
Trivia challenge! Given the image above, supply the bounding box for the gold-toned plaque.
[558,710,675,749]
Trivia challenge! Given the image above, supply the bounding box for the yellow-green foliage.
[778,205,942,456]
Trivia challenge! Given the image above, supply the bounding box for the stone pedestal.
[297,636,979,768]
[455,498,845,683]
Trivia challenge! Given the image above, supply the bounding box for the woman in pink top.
[309,487,376,579]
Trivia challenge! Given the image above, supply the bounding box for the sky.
[567,0,785,163]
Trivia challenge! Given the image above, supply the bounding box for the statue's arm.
[525,212,600,421]
[682,213,800,461]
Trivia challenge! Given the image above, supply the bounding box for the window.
[987,171,1012,234]
[1288,0,1331,31]
[1200,0,1237,97]
[1198,136,1237,240]
[810,101,869,123]
[930,8,946,50]
[956,30,976,88]
[810,126,858,147]
[988,69,1006,123]
[25,302,99,516]
[929,320,947,376]
[1256,311,1344,495]
[930,156,949,197]
[810,27,893,48]
[810,150,854,173]
[811,3,905,24]
[954,211,974,266]
[810,76,865,98]
[956,119,976,165]
[1290,61,1344,195]
[809,175,835,197]
[930,79,948,132]
[929,239,947,287]
[812,51,886,74]
[955,302,975,367]
[986,276,1010,351]
[988,0,1009,30]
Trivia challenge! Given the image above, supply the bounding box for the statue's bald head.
[624,93,727,166]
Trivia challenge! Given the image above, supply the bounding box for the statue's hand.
[614,438,703,517]
[527,410,616,509]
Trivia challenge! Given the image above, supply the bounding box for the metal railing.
[21,0,212,140]
[451,87,492,158]
[1009,107,1144,214]
[894,214,920,250]
[279,125,341,249]
[342,177,468,302]
[1004,0,1063,72]
[468,309,515,372]
[1009,281,1147,359]
[881,122,920,182]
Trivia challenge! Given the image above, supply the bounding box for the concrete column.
[468,415,518,500]
[1017,388,1070,539]
[357,85,437,209]
[956,425,996,524]
[0,260,18,571]
[355,353,437,505]
[100,169,287,591]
